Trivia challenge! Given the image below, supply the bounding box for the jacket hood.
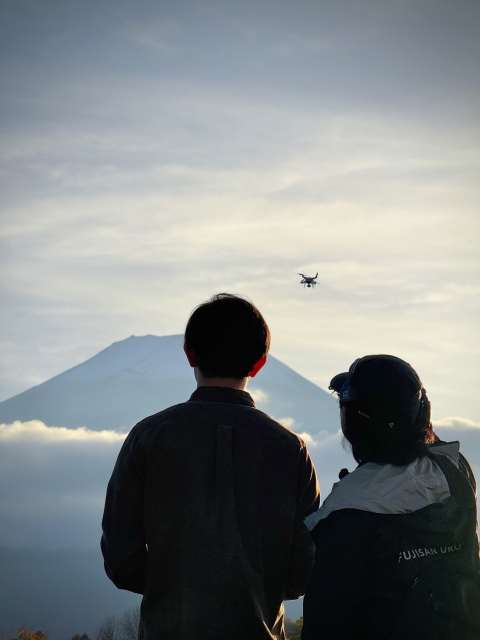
[305,442,460,532]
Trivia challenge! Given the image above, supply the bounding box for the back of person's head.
[184,293,270,379]
[329,355,434,466]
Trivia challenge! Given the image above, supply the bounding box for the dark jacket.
[302,442,479,640]
[101,387,320,640]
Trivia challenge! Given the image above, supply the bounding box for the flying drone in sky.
[298,273,318,288]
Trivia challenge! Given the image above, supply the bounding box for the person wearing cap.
[301,355,479,640]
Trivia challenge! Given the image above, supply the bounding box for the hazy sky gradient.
[1,0,479,420]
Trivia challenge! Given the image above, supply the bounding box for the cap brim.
[329,372,348,393]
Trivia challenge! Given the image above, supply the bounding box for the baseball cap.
[329,355,425,422]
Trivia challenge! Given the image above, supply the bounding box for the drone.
[298,272,318,288]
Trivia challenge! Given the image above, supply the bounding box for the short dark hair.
[334,357,435,466]
[184,293,270,379]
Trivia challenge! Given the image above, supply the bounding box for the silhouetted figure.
[302,355,479,640]
[101,294,320,640]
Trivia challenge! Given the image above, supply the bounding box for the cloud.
[290,428,352,498]
[430,420,480,482]
[0,420,128,442]
[277,417,296,430]
[0,420,347,549]
[0,420,344,548]
[433,417,480,430]
[293,420,480,502]
[0,421,126,548]
[1,417,479,550]
[249,388,269,404]
[292,428,342,448]
[0,92,478,416]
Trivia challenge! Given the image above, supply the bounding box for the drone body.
[298,272,318,288]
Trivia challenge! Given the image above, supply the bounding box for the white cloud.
[433,417,480,430]
[249,388,269,404]
[293,429,342,449]
[0,421,126,548]
[0,420,128,442]
[278,417,296,430]
[0,417,479,550]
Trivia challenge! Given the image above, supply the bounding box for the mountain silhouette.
[0,334,338,433]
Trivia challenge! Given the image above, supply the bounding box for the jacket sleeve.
[302,509,373,640]
[285,442,321,600]
[101,425,147,594]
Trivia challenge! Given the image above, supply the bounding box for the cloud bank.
[433,417,480,430]
[0,422,126,548]
[1,415,479,549]
[0,420,127,442]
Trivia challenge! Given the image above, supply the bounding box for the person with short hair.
[101,294,320,640]
[302,355,479,640]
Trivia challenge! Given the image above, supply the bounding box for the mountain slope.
[0,334,339,433]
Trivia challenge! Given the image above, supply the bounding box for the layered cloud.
[0,420,128,442]
[0,422,126,548]
[0,421,343,548]
[7,416,478,550]
[433,417,480,430]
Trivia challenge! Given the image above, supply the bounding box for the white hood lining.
[304,444,459,532]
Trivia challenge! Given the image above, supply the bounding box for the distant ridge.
[0,335,338,433]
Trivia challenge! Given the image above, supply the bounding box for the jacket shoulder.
[131,402,306,449]
[250,407,308,448]
[127,402,190,438]
[138,401,189,423]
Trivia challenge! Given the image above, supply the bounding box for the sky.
[1,0,479,424]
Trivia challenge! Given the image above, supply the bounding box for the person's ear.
[183,343,197,368]
[249,355,267,378]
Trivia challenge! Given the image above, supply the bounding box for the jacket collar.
[305,451,453,531]
[188,386,256,408]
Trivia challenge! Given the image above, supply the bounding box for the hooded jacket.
[101,387,320,640]
[302,442,479,640]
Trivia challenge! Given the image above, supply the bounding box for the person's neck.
[195,369,248,391]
